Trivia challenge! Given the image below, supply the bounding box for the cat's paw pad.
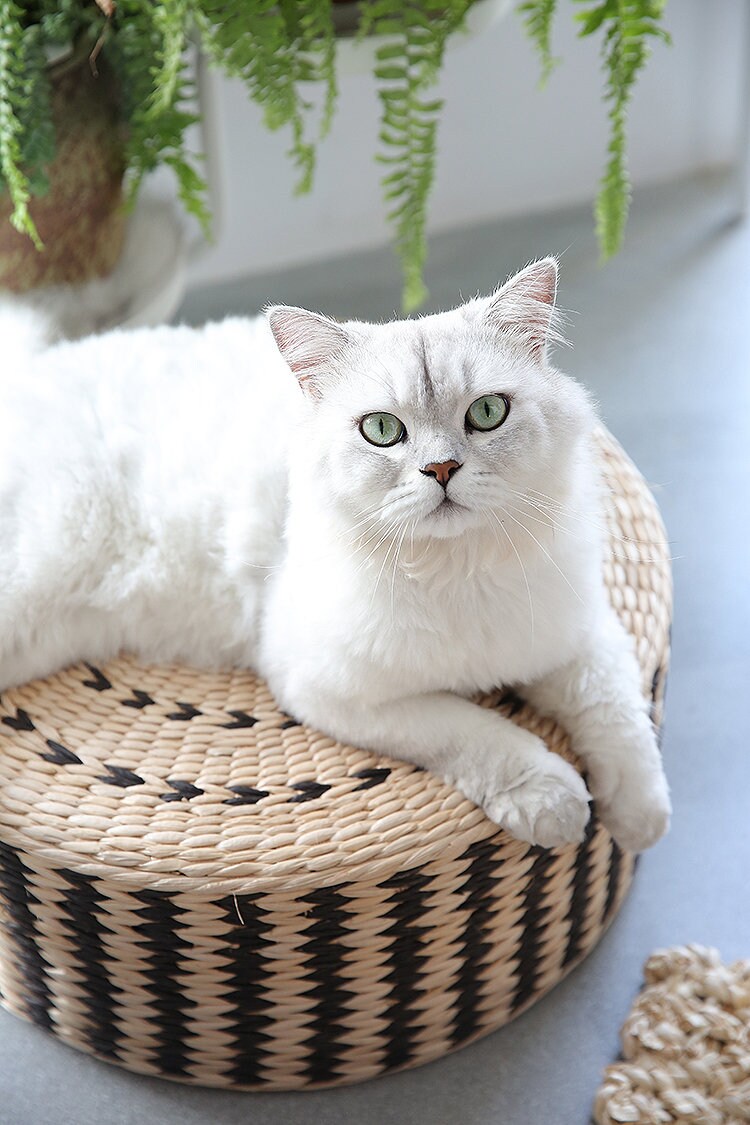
[483,757,591,849]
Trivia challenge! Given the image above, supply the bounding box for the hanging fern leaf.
[195,0,336,196]
[108,0,210,234]
[518,0,559,85]
[521,0,670,262]
[1,0,670,309]
[362,0,473,311]
[150,0,188,117]
[14,22,55,199]
[293,0,338,147]
[0,0,52,247]
[574,0,670,259]
[33,0,103,47]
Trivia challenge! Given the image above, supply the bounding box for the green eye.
[465,394,509,432]
[360,412,406,447]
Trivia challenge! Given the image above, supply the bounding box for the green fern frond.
[518,0,559,85]
[294,0,337,142]
[14,22,55,199]
[575,0,670,259]
[195,0,336,195]
[109,0,209,234]
[0,0,49,246]
[150,0,188,116]
[362,0,473,311]
[1,0,670,296]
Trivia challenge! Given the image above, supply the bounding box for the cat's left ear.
[267,306,350,398]
[470,257,563,361]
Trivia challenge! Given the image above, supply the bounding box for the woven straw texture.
[0,429,671,1090]
[594,946,750,1124]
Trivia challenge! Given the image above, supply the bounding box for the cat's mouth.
[418,495,475,538]
[430,496,466,516]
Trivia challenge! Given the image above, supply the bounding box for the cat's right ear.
[267,306,350,399]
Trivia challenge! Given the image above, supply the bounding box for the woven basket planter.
[0,429,671,1091]
[0,52,125,292]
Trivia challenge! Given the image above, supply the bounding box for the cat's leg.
[286,689,591,848]
[523,607,671,852]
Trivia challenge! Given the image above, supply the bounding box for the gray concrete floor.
[2,171,749,1124]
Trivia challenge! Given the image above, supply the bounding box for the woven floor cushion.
[0,428,672,1091]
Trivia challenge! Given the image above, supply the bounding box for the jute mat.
[594,945,750,1124]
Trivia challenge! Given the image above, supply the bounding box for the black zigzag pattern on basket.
[42,739,82,766]
[511,846,557,1013]
[303,886,356,1083]
[451,838,500,1046]
[0,843,53,1029]
[57,869,120,1057]
[379,867,432,1071]
[82,665,113,692]
[219,893,275,1085]
[0,696,396,806]
[562,815,598,967]
[1,708,35,732]
[602,838,624,924]
[133,889,197,1078]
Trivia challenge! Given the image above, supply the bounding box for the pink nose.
[420,460,462,487]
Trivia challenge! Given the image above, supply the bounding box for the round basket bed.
[0,428,671,1090]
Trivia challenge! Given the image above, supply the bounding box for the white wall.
[186,0,746,288]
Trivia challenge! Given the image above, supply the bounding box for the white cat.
[0,259,670,851]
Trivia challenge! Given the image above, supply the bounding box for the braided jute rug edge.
[593,944,750,1125]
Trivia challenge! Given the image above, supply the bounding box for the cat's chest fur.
[262,521,601,709]
[392,570,587,692]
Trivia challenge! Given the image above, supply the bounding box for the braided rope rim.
[0,428,672,1089]
[593,946,750,1124]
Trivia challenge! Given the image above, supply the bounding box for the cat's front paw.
[598,775,671,852]
[482,752,592,849]
[589,751,671,852]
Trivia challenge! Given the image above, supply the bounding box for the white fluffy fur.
[0,259,670,850]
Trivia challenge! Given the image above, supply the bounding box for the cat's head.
[267,259,595,541]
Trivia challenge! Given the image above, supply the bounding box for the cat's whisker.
[339,519,381,555]
[509,495,605,548]
[520,489,611,529]
[483,507,535,648]
[352,503,416,556]
[341,485,414,546]
[504,500,559,536]
[353,527,398,574]
[354,515,404,577]
[505,496,642,561]
[389,521,411,625]
[369,518,405,608]
[401,534,432,575]
[499,505,586,605]
[511,490,674,563]
[345,502,405,551]
[525,483,617,504]
[344,515,389,548]
[343,499,399,539]
[517,490,612,531]
[517,487,611,526]
[507,501,608,556]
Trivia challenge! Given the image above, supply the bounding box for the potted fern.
[0,0,668,308]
